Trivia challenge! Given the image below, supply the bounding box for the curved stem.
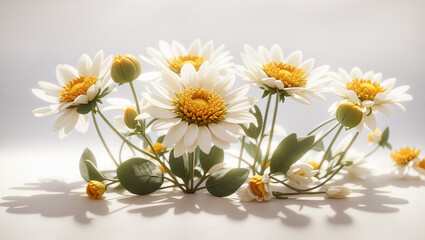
[317,125,344,172]
[189,151,195,192]
[238,136,245,168]
[129,81,145,135]
[91,111,119,167]
[335,131,359,166]
[253,94,272,174]
[96,108,156,159]
[311,122,341,149]
[307,118,337,136]
[364,144,380,159]
[261,94,279,174]
[118,141,126,164]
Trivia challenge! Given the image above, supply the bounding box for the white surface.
[1,0,425,239]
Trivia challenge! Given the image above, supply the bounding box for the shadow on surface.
[1,175,420,226]
[0,179,109,224]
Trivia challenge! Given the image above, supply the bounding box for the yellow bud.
[147,142,167,155]
[158,164,167,173]
[86,180,107,199]
[111,54,142,84]
[336,102,363,128]
[124,107,138,129]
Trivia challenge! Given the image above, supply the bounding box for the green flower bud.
[336,102,363,128]
[111,54,142,84]
[124,107,138,129]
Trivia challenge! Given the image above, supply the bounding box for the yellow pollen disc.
[391,147,420,165]
[248,175,266,198]
[308,161,319,170]
[147,142,167,155]
[415,159,425,170]
[172,87,226,126]
[167,55,205,74]
[346,79,386,101]
[59,75,98,103]
[261,62,308,88]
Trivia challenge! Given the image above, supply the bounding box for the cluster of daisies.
[32,39,419,201]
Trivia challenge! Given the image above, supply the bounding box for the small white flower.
[390,147,420,179]
[329,67,412,132]
[139,39,233,81]
[138,62,257,157]
[412,158,425,176]
[286,163,318,188]
[237,44,330,104]
[237,174,272,202]
[367,129,382,144]
[32,51,113,138]
[326,186,351,198]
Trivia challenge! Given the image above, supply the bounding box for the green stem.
[96,108,156,159]
[159,185,178,190]
[311,122,341,149]
[364,144,380,159]
[193,172,208,191]
[335,131,359,166]
[118,141,126,164]
[189,151,195,192]
[238,136,245,168]
[91,111,119,167]
[253,94,272,174]
[129,81,145,135]
[307,118,337,136]
[317,125,344,172]
[261,94,279,174]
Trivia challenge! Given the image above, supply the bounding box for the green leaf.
[76,101,95,114]
[199,146,224,173]
[270,133,315,174]
[116,158,164,195]
[98,85,115,98]
[244,140,262,163]
[157,135,165,143]
[243,105,263,140]
[312,140,325,151]
[79,148,106,182]
[168,150,190,182]
[262,90,269,98]
[380,127,390,146]
[206,168,250,197]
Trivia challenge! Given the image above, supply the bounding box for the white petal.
[364,114,377,131]
[91,51,104,77]
[144,107,177,119]
[75,114,89,133]
[32,89,58,103]
[151,118,181,131]
[162,121,188,147]
[285,51,302,66]
[56,64,78,86]
[73,94,89,104]
[208,123,238,143]
[142,93,173,109]
[197,126,212,154]
[173,139,186,157]
[184,123,199,146]
[78,54,92,76]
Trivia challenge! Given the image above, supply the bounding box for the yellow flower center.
[261,62,308,88]
[346,79,386,101]
[248,175,266,198]
[147,142,167,155]
[59,75,98,103]
[415,159,425,170]
[367,129,382,142]
[167,55,205,74]
[308,161,319,170]
[172,87,226,126]
[391,147,420,165]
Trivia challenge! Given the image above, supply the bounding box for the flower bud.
[326,186,350,198]
[336,102,363,128]
[147,142,167,155]
[124,107,138,129]
[111,54,142,84]
[86,180,107,199]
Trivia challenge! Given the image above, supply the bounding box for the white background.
[1,0,424,239]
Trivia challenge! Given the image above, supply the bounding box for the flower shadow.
[0,179,110,224]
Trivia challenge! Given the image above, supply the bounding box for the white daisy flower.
[32,51,113,138]
[329,67,412,132]
[237,174,272,202]
[412,158,425,177]
[139,39,233,81]
[286,163,318,188]
[390,147,420,178]
[334,133,372,179]
[138,62,257,157]
[237,44,330,104]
